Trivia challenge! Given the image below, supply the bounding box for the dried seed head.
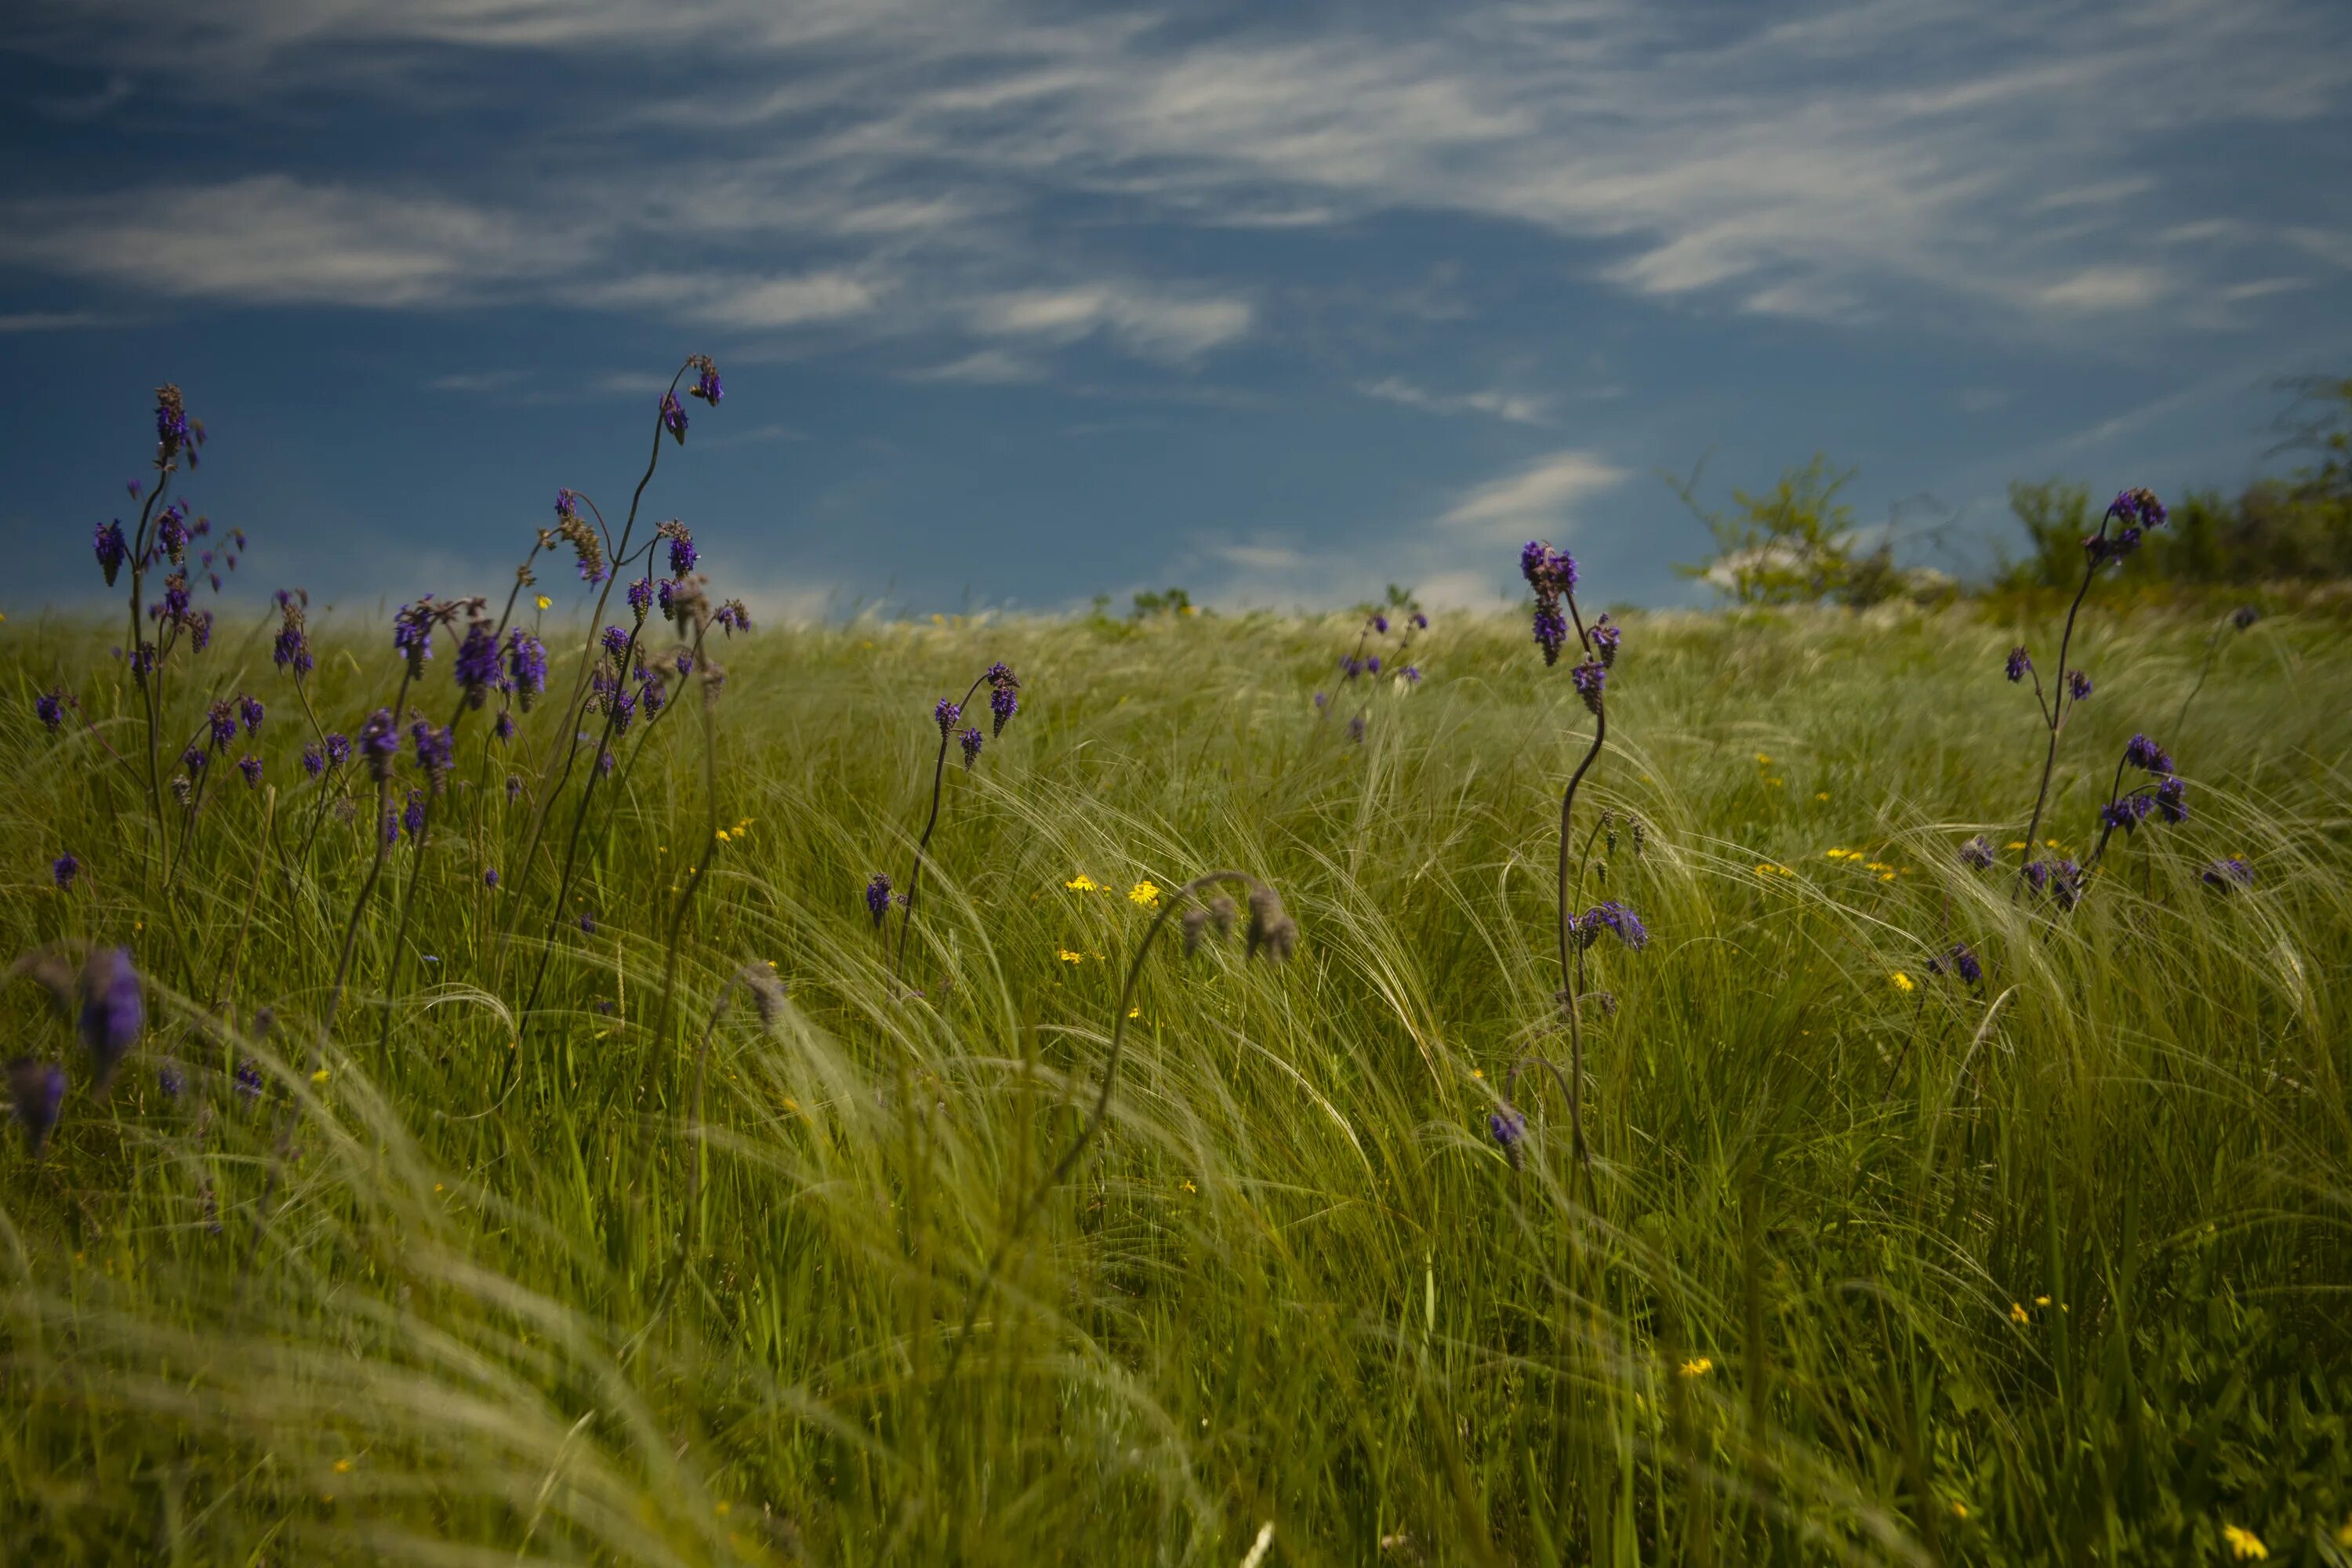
[745,965,787,1029]
[1207,895,1238,941]
[1244,885,1297,962]
[1181,906,1212,957]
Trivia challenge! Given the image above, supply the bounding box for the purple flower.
[1590,614,1621,669]
[52,852,78,891]
[187,610,213,653]
[325,731,351,769]
[990,683,1019,735]
[2066,670,2092,702]
[1366,655,1382,674]
[1577,901,1650,951]
[180,744,207,774]
[401,789,426,839]
[638,677,665,717]
[667,530,698,577]
[959,727,984,768]
[1958,835,1996,870]
[506,773,523,802]
[238,694,264,735]
[714,600,750,636]
[78,948,143,1090]
[2109,486,2167,531]
[1411,612,1428,630]
[1533,604,1569,666]
[506,631,548,709]
[2100,797,2149,834]
[234,1058,263,1102]
[1571,659,1606,715]
[2123,734,2173,775]
[2024,858,2083,910]
[2005,646,2032,683]
[206,698,238,751]
[1371,614,1390,634]
[380,808,400,846]
[627,576,654,619]
[691,365,724,406]
[2154,776,2187,823]
[237,754,263,788]
[272,609,313,675]
[155,501,191,564]
[393,600,437,677]
[484,868,500,887]
[34,689,67,732]
[412,720,454,789]
[1348,713,1367,743]
[556,488,579,521]
[455,619,500,705]
[579,911,597,935]
[93,520,128,586]
[158,1062,185,1098]
[1520,541,1577,596]
[9,1058,66,1156]
[659,390,688,443]
[597,749,615,777]
[866,872,893,926]
[1403,666,1422,683]
[2201,857,2254,891]
[1489,1108,1525,1168]
[301,742,325,778]
[494,710,516,741]
[1312,691,1328,709]
[935,698,962,735]
[358,709,399,783]
[154,383,192,460]
[601,625,632,662]
[1928,942,1984,985]
[675,649,693,678]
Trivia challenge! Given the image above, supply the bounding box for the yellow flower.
[1890,971,1915,993]
[1755,752,1771,764]
[2009,1301,2030,1324]
[1763,776,1784,787]
[1866,860,1892,872]
[2223,1523,2268,1560]
[1951,1501,1969,1519]
[713,829,730,843]
[1679,1356,1713,1377]
[1127,1006,1141,1019]
[1815,792,1830,802]
[2034,1294,2051,1307]
[1826,848,1853,859]
[1470,1068,1484,1080]
[535,594,551,611]
[333,1458,353,1474]
[311,1069,332,1086]
[1181,1179,1197,1193]
[2007,840,2027,849]
[1065,875,1103,892]
[1056,949,1084,964]
[1879,871,1896,883]
[1127,880,1161,908]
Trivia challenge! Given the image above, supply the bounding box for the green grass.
[2,597,2349,1565]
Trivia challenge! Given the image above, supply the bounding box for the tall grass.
[2,598,2349,1564]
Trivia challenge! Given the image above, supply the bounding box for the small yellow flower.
[1815,792,1830,802]
[1951,1501,1968,1519]
[2007,840,2027,849]
[2223,1523,2268,1560]
[333,1458,353,1474]
[1755,752,1771,764]
[2034,1294,2051,1307]
[1181,1180,1197,1193]
[1866,860,1892,872]
[1679,1356,1713,1377]
[1128,881,1160,909]
[2336,1516,2352,1548]
[1890,971,1914,993]
[1065,875,1103,892]
[713,829,730,843]
[535,594,551,611]
[1127,1006,1141,1018]
[1470,1068,1484,1080]
[1878,871,1896,883]
[715,1502,731,1518]
[1763,776,1784,787]
[2009,1301,2031,1324]
[434,1182,445,1192]
[311,1069,332,1086]
[1057,949,1084,964]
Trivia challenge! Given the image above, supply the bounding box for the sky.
[2,0,2349,622]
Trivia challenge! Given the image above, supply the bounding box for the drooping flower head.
[1370,613,1390,635]
[2109,487,2167,531]
[626,576,654,620]
[93,520,128,586]
[1958,834,1996,870]
[237,693,264,735]
[206,699,238,751]
[1489,1108,1526,1169]
[9,1058,66,1155]
[401,789,426,838]
[154,501,191,564]
[1575,901,1650,951]
[2201,857,2254,891]
[272,592,314,674]
[237,754,263,788]
[866,872,893,926]
[1570,658,1606,716]
[301,742,325,778]
[2154,775,2188,823]
[1927,942,1984,986]
[2123,734,2173,775]
[2005,646,2032,683]
[935,697,962,735]
[392,598,441,677]
[153,383,201,466]
[959,727,984,768]
[659,390,688,444]
[2100,796,2151,834]
[1531,604,1569,666]
[455,618,500,705]
[78,947,144,1090]
[412,721,455,790]
[713,600,751,636]
[324,731,351,769]
[53,852,79,891]
[600,624,632,663]
[691,363,724,406]
[1590,614,1622,669]
[34,689,67,732]
[1521,541,1578,666]
[2066,670,2092,702]
[358,708,400,782]
[494,710,516,741]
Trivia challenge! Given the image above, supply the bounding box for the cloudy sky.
[2,0,2348,619]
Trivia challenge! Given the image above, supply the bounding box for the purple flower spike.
[93,521,128,586]
[1489,1107,1526,1169]
[238,754,263,788]
[691,365,724,406]
[1348,713,1367,743]
[1533,604,1569,666]
[358,709,399,782]
[455,619,500,705]
[1371,614,1390,634]
[1929,942,1983,985]
[506,631,548,709]
[78,948,144,1090]
[494,710,516,742]
[301,742,325,778]
[1590,614,1622,669]
[1578,901,1650,950]
[667,530,698,577]
[866,872,893,926]
[484,868,500,888]
[990,681,1019,736]
[1570,659,1606,715]
[959,727,984,768]
[2005,646,2032,683]
[9,1058,66,1156]
[238,694,265,735]
[325,731,351,769]
[1958,835,1996,870]
[659,390,688,443]
[627,576,654,619]
[35,690,67,732]
[2123,734,2173,775]
[2154,776,2187,823]
[601,625,631,662]
[411,720,454,789]
[2066,670,2092,702]
[207,699,238,751]
[935,698,962,735]
[52,852,79,891]
[393,600,437,677]
[2201,857,2254,891]
[402,789,426,839]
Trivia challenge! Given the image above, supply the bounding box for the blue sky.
[2,0,2349,621]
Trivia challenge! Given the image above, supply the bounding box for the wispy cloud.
[1439,450,1630,541]
[0,310,114,332]
[906,349,1044,384]
[1357,376,1551,426]
[974,284,1254,362]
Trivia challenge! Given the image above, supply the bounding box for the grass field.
[2,590,2350,1565]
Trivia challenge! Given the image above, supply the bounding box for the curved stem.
[1555,704,1606,1173]
[2017,534,2108,877]
[892,670,993,984]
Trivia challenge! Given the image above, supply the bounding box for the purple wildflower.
[1520,540,1577,596]
[714,600,750,636]
[158,1062,185,1098]
[2201,857,2254,891]
[401,789,426,839]
[866,873,893,926]
[180,744,206,774]
[935,698,962,735]
[659,390,688,443]
[1348,713,1367,743]
[485,868,500,887]
[155,502,190,563]
[1590,614,1622,669]
[1371,614,1390,634]
[78,947,144,1090]
[1312,691,1328,710]
[1577,901,1650,951]
[52,852,78,890]
[1489,1108,1526,1168]
[238,754,263,788]
[506,631,548,709]
[2066,670,2092,702]
[234,1059,263,1102]
[691,365,724,406]
[238,693,264,735]
[272,603,313,674]
[34,689,67,731]
[579,911,597,935]
[1571,659,1606,715]
[989,681,1019,735]
[302,743,325,778]
[93,521,128,586]
[2100,797,2149,834]
[325,732,351,769]
[9,1058,66,1156]
[1411,612,1428,630]
[2110,487,2167,531]
[627,576,654,619]
[455,619,500,706]
[412,721,455,789]
[393,600,437,677]
[1533,604,1569,666]
[358,709,399,782]
[1929,942,1984,986]
[1958,835,1996,870]
[959,727,984,768]
[494,710,516,742]
[2123,734,2173,775]
[667,530,698,577]
[2005,647,2032,683]
[506,773,523,802]
[205,698,236,752]
[597,750,615,777]
[2155,776,2187,823]
[601,625,631,662]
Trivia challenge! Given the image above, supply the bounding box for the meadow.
[2,380,2350,1565]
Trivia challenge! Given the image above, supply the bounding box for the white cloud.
[975,285,1254,361]
[906,349,1044,383]
[1439,450,1629,540]
[0,310,112,332]
[2038,265,2168,313]
[1357,376,1552,426]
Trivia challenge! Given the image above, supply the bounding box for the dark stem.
[892,670,992,984]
